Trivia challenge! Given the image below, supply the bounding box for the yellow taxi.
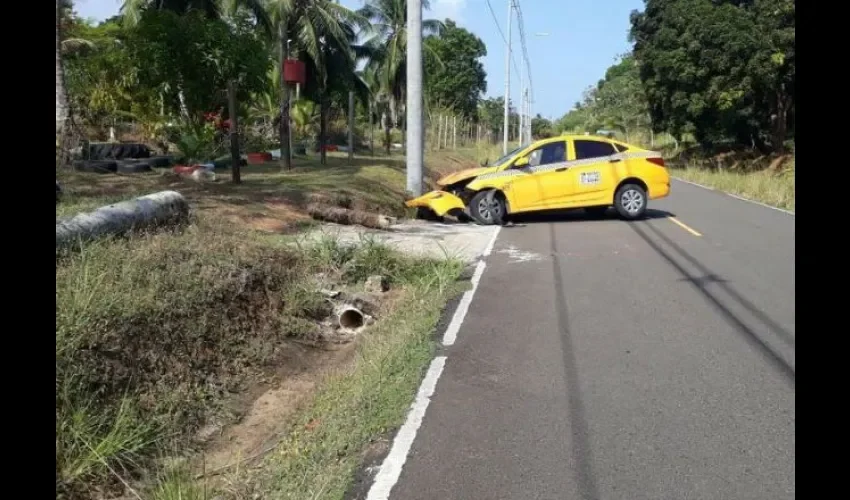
[406,134,671,225]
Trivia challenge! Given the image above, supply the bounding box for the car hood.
[437,166,495,186]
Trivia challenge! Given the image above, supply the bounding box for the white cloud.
[429,0,467,24]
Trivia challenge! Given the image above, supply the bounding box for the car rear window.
[574,140,618,159]
[614,143,629,152]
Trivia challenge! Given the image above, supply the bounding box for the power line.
[514,0,534,101]
[515,0,529,142]
[484,0,521,77]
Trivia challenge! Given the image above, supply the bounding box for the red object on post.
[247,152,272,164]
[283,59,306,85]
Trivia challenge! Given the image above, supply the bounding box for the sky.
[73,0,645,121]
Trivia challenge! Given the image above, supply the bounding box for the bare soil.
[198,341,357,477]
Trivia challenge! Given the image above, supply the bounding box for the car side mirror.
[513,156,529,168]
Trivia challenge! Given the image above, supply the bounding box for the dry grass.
[55,148,485,498]
[56,215,464,499]
[57,153,409,229]
[671,165,795,211]
[666,149,795,212]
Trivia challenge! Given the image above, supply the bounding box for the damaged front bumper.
[405,190,467,217]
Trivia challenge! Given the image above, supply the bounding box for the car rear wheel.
[469,190,505,225]
[614,183,648,220]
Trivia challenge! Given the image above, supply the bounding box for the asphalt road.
[388,179,795,500]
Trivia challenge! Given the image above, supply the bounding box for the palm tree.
[120,0,271,30]
[362,64,392,155]
[358,0,442,154]
[56,0,79,168]
[266,0,369,165]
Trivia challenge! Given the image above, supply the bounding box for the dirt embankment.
[56,213,462,499]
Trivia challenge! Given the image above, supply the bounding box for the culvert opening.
[338,308,365,330]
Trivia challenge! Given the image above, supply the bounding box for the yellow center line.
[668,216,702,237]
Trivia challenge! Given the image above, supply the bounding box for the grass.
[57,149,483,228]
[56,208,463,498]
[214,236,465,499]
[670,164,795,211]
[663,145,796,212]
[54,147,483,498]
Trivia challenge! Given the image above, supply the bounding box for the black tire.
[72,160,118,174]
[585,206,609,218]
[468,190,506,225]
[117,160,153,173]
[614,183,648,220]
[148,155,175,168]
[415,207,444,222]
[87,142,151,160]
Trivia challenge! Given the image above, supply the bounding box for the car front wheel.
[469,190,505,225]
[614,183,648,220]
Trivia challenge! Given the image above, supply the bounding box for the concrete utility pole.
[502,0,513,154]
[522,88,529,143]
[519,56,524,145]
[406,0,424,196]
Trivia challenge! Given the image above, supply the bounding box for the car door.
[566,138,620,205]
[503,140,570,211]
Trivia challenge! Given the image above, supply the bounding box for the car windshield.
[490,144,530,167]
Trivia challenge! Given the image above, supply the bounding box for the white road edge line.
[443,225,501,346]
[365,356,447,500]
[672,176,715,190]
[442,262,485,346]
[672,177,795,216]
[364,225,501,500]
[726,193,795,215]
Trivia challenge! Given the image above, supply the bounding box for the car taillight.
[647,157,665,167]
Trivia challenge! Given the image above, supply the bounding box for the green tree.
[530,114,553,139]
[423,19,487,119]
[476,96,519,144]
[267,0,369,164]
[592,55,649,141]
[127,9,269,124]
[120,0,271,31]
[359,0,443,152]
[630,0,794,151]
[64,17,144,138]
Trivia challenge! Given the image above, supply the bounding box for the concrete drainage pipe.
[337,306,366,330]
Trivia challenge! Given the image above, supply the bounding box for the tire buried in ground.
[148,155,176,168]
[72,160,118,174]
[117,160,153,173]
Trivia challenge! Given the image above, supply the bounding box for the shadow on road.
[549,223,602,500]
[505,208,674,226]
[631,222,795,385]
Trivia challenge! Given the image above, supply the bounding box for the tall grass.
[56,216,463,498]
[672,163,795,211]
[239,239,464,499]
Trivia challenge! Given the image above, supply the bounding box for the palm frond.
[61,37,96,54]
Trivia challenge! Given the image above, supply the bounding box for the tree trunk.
[369,100,374,156]
[56,191,189,249]
[319,93,328,165]
[56,0,72,168]
[382,110,391,155]
[279,22,291,170]
[771,89,789,153]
